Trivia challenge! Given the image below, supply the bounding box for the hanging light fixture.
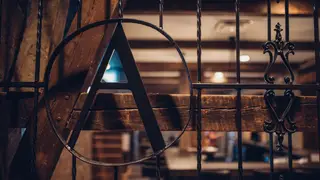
[211,72,226,83]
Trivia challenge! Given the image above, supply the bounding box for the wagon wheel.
[43,18,193,167]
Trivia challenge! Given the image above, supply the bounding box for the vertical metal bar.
[197,0,202,83]
[196,0,202,179]
[269,133,274,180]
[32,0,43,178]
[72,156,76,180]
[0,0,2,45]
[0,2,5,180]
[114,166,118,180]
[288,133,293,175]
[156,155,161,180]
[285,0,289,42]
[77,0,82,29]
[267,1,274,179]
[235,0,243,179]
[196,90,202,179]
[267,0,271,41]
[235,0,240,85]
[156,0,165,178]
[118,0,123,18]
[313,0,320,163]
[284,0,293,178]
[159,0,164,29]
[73,1,82,179]
[106,0,111,20]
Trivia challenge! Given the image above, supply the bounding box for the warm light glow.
[240,55,250,62]
[102,71,117,83]
[106,64,111,70]
[211,72,226,83]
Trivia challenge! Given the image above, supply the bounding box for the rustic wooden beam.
[142,76,264,85]
[62,93,318,132]
[9,0,121,180]
[136,62,300,73]
[129,40,315,51]
[9,93,317,132]
[298,72,316,84]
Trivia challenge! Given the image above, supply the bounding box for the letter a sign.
[68,23,166,153]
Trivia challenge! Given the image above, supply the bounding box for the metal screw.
[64,95,70,100]
[57,116,62,122]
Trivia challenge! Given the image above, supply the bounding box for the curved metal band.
[43,18,193,167]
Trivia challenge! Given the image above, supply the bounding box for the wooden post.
[9,0,120,179]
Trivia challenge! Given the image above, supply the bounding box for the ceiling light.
[211,72,226,83]
[240,55,250,62]
[102,71,118,83]
[214,19,253,33]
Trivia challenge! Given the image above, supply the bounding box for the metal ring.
[43,18,193,167]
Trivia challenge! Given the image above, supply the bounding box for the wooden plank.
[9,0,121,180]
[298,72,316,84]
[64,93,317,132]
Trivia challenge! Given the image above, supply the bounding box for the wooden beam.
[298,72,316,84]
[144,84,179,94]
[141,76,264,84]
[9,93,317,132]
[136,62,300,73]
[125,0,315,16]
[9,0,121,180]
[129,40,315,51]
[71,93,318,132]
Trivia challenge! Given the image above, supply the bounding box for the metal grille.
[0,0,319,180]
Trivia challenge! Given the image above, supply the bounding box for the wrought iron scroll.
[263,24,296,151]
[263,0,296,179]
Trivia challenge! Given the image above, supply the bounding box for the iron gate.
[0,0,320,180]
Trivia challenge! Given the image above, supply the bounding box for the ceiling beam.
[124,0,316,16]
[129,40,315,51]
[136,62,300,73]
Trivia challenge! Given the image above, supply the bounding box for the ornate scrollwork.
[263,23,295,84]
[263,23,296,151]
[264,89,297,151]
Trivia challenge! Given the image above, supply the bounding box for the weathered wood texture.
[65,93,317,132]
[0,0,28,83]
[9,0,121,179]
[0,93,33,180]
